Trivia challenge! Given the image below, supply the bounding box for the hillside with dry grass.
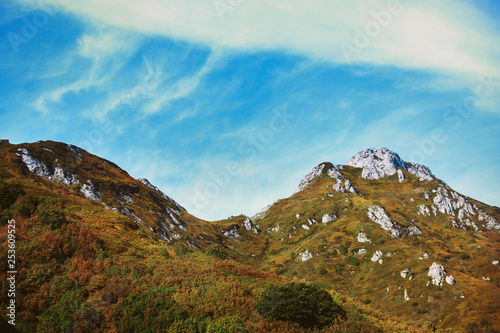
[1,141,499,332]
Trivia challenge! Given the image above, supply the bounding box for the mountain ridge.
[1,139,500,332]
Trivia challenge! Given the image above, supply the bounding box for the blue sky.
[1,0,500,220]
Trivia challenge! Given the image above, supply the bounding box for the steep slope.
[1,140,265,254]
[1,141,498,332]
[0,141,273,332]
[252,148,500,332]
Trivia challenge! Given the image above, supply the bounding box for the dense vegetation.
[256,282,344,329]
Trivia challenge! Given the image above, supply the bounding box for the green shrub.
[0,182,25,210]
[38,207,67,229]
[173,243,192,257]
[344,256,359,266]
[38,290,85,332]
[111,287,187,332]
[461,253,471,260]
[206,244,228,260]
[256,282,344,329]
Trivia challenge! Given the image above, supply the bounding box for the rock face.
[367,205,402,238]
[241,217,259,234]
[138,178,184,210]
[417,186,500,231]
[371,250,383,263]
[346,147,434,181]
[357,231,371,243]
[322,214,336,223]
[428,263,446,286]
[294,162,358,195]
[445,275,456,285]
[17,148,80,186]
[300,249,313,261]
[404,289,410,301]
[221,225,240,238]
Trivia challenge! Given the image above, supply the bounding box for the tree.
[256,282,344,329]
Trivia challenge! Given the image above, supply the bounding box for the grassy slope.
[0,141,435,332]
[252,166,500,332]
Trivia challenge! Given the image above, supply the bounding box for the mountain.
[1,141,499,332]
[252,147,500,330]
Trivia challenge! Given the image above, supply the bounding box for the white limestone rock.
[322,214,337,223]
[433,187,455,215]
[296,213,301,219]
[17,148,80,186]
[406,163,434,181]
[138,178,185,210]
[80,180,101,201]
[300,249,313,262]
[401,269,410,278]
[428,262,446,286]
[397,169,405,183]
[367,205,402,238]
[222,225,240,238]
[478,211,500,231]
[53,167,79,186]
[294,164,327,193]
[346,148,434,181]
[17,148,51,178]
[301,224,310,230]
[353,248,367,255]
[492,260,499,266]
[371,250,383,262]
[295,163,358,195]
[445,275,456,285]
[344,179,357,194]
[417,205,431,217]
[404,289,410,301]
[483,277,491,282]
[241,217,259,234]
[357,231,371,243]
[407,225,422,235]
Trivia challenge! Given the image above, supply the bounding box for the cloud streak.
[14,0,500,79]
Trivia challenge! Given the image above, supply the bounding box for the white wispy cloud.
[33,28,140,114]
[14,0,500,79]
[143,48,223,115]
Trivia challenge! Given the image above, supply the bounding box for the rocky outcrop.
[357,231,371,243]
[346,148,434,181]
[428,263,446,286]
[300,249,313,261]
[367,205,402,238]
[241,217,259,234]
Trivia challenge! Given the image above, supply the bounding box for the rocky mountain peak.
[346,147,434,181]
